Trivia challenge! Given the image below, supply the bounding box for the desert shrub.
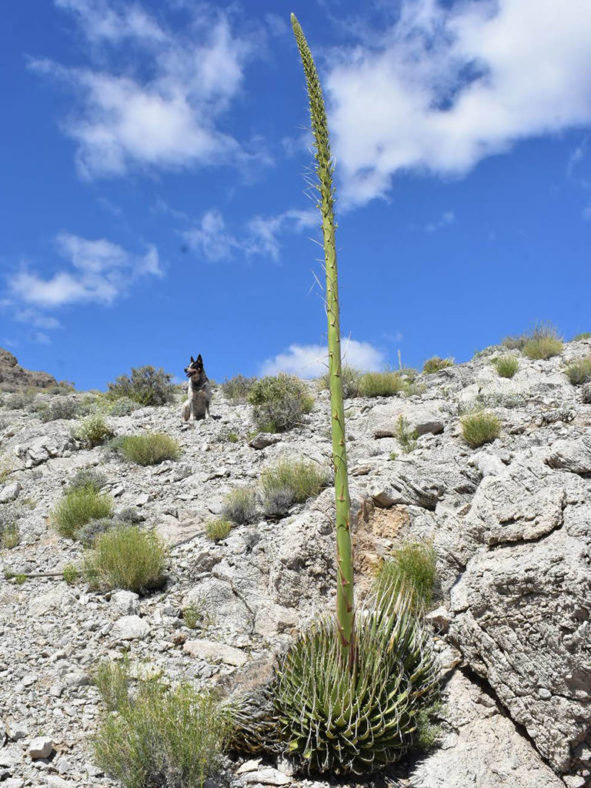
[66,467,107,494]
[37,397,82,422]
[118,433,180,466]
[374,542,437,609]
[78,517,121,547]
[183,602,212,630]
[3,391,37,411]
[221,488,258,525]
[394,415,418,453]
[573,332,591,341]
[84,525,167,594]
[205,519,233,542]
[107,366,175,406]
[261,460,329,517]
[493,355,519,378]
[248,374,314,433]
[75,414,114,447]
[62,564,80,585]
[502,334,527,351]
[107,397,142,416]
[565,357,591,386]
[461,411,501,448]
[52,487,114,539]
[94,658,131,713]
[422,357,454,374]
[318,366,362,399]
[221,374,257,402]
[522,324,563,360]
[93,664,228,788]
[358,371,407,398]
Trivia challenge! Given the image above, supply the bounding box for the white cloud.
[33,2,262,178]
[261,339,386,378]
[425,210,455,232]
[327,0,591,205]
[8,234,161,309]
[182,207,318,263]
[14,309,61,330]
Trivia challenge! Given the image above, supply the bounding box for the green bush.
[573,332,591,341]
[205,519,232,542]
[493,356,519,378]
[422,357,454,374]
[107,396,142,416]
[84,525,167,594]
[66,467,107,494]
[461,411,501,448]
[221,488,258,525]
[358,371,407,398]
[107,366,176,406]
[93,668,228,788]
[221,374,257,402]
[374,542,437,609]
[318,366,362,399]
[78,517,120,547]
[37,397,82,422]
[248,374,313,433]
[522,324,563,360]
[565,357,591,385]
[94,658,131,712]
[1,523,20,550]
[62,564,80,585]
[75,414,114,447]
[260,460,328,517]
[118,433,180,466]
[502,334,527,351]
[52,487,114,539]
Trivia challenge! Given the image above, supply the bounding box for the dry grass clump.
[205,519,233,542]
[358,371,407,398]
[261,460,329,517]
[52,487,114,539]
[248,374,314,433]
[565,357,591,386]
[84,525,167,594]
[74,414,114,447]
[221,374,257,402]
[118,433,180,466]
[461,411,501,448]
[493,356,519,378]
[221,488,258,525]
[522,324,563,360]
[422,357,454,374]
[318,366,362,399]
[374,542,437,610]
[93,660,228,788]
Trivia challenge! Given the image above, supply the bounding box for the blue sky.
[1,0,590,390]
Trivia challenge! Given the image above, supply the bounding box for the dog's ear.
[197,354,203,363]
[190,356,195,363]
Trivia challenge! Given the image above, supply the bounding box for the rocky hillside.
[0,340,590,788]
[0,349,57,392]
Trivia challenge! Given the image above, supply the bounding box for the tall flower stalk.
[291,13,355,666]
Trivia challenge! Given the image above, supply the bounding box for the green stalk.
[291,14,355,666]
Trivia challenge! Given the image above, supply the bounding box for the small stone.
[28,736,54,760]
[111,590,140,616]
[4,779,24,788]
[183,639,247,666]
[236,758,261,774]
[538,687,552,699]
[112,615,150,641]
[0,481,21,503]
[242,768,292,785]
[426,606,453,633]
[248,433,282,449]
[46,778,74,788]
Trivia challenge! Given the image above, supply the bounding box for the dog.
[183,354,212,421]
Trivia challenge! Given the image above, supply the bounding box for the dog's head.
[184,354,204,379]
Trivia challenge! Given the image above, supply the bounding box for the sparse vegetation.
[573,332,591,341]
[565,357,591,386]
[319,366,362,399]
[375,542,438,610]
[248,374,314,432]
[394,415,418,453]
[66,467,107,494]
[358,371,407,398]
[84,525,167,594]
[221,374,257,402]
[522,324,563,360]
[261,460,329,517]
[493,355,519,378]
[221,488,258,525]
[118,433,181,466]
[107,396,142,416]
[205,519,232,542]
[423,357,454,374]
[1,523,20,549]
[78,517,120,547]
[75,414,114,447]
[183,602,212,630]
[62,564,80,585]
[461,411,501,448]
[52,487,114,539]
[107,365,176,406]
[37,397,83,422]
[93,662,228,788]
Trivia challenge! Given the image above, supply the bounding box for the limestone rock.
[183,639,247,666]
[112,615,150,641]
[28,737,54,759]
